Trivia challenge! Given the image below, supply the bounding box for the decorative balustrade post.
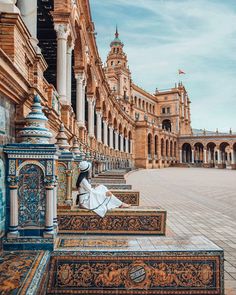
[7,176,19,238]
[44,177,55,237]
[4,95,59,250]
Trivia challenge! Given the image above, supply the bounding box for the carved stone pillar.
[115,131,119,150]
[191,149,195,164]
[109,126,114,148]
[88,96,95,137]
[66,42,74,105]
[44,179,55,237]
[55,24,69,104]
[7,176,19,238]
[103,120,108,146]
[179,149,182,163]
[96,111,102,142]
[75,72,84,126]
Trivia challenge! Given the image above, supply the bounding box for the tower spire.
[115,25,119,38]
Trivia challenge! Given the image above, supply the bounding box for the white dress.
[78,178,123,217]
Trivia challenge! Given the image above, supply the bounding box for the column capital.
[67,40,75,53]
[54,23,70,40]
[75,72,85,82]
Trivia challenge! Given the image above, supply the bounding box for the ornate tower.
[105,27,132,103]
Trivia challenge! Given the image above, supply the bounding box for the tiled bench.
[48,235,224,295]
[57,206,166,235]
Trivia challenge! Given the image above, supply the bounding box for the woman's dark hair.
[76,171,89,188]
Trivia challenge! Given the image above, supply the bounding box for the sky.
[89,0,236,132]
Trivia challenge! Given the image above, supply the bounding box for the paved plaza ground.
[127,167,236,295]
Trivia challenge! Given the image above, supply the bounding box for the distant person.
[76,161,131,217]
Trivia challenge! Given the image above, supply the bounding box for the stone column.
[66,42,74,105]
[53,180,58,228]
[87,96,95,137]
[103,120,108,146]
[7,177,19,237]
[125,137,129,153]
[130,139,133,154]
[115,131,119,150]
[109,126,114,148]
[55,24,69,104]
[204,149,207,164]
[191,149,195,164]
[82,81,86,125]
[217,149,222,164]
[65,170,72,205]
[231,149,236,165]
[208,150,211,163]
[120,135,124,152]
[179,149,182,163]
[96,111,102,142]
[75,73,84,126]
[44,182,54,236]
[17,0,38,48]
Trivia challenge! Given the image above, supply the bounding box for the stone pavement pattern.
[127,168,236,295]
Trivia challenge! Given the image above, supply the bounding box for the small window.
[165,96,168,100]
[118,61,120,64]
[162,108,166,114]
[111,61,113,66]
[167,107,170,114]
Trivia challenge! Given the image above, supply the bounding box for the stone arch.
[154,135,158,156]
[18,163,46,228]
[162,119,171,132]
[182,142,192,163]
[102,100,108,118]
[74,22,85,70]
[138,98,141,108]
[142,100,145,109]
[174,141,177,157]
[16,161,46,177]
[206,142,216,165]
[166,139,169,157]
[148,133,152,157]
[219,142,230,165]
[161,138,164,157]
[86,65,95,95]
[194,142,204,163]
[170,140,173,157]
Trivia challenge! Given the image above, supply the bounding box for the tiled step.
[48,235,224,295]
[93,183,132,190]
[0,251,50,294]
[111,190,139,206]
[91,178,126,184]
[57,206,166,235]
[95,174,125,179]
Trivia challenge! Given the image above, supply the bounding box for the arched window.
[148,134,152,158]
[162,119,171,132]
[161,138,164,157]
[166,140,169,157]
[154,135,158,156]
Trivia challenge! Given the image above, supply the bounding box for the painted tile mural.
[18,164,46,227]
[0,159,5,238]
[0,95,15,243]
[57,163,67,205]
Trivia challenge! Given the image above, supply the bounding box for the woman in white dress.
[76,161,131,217]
